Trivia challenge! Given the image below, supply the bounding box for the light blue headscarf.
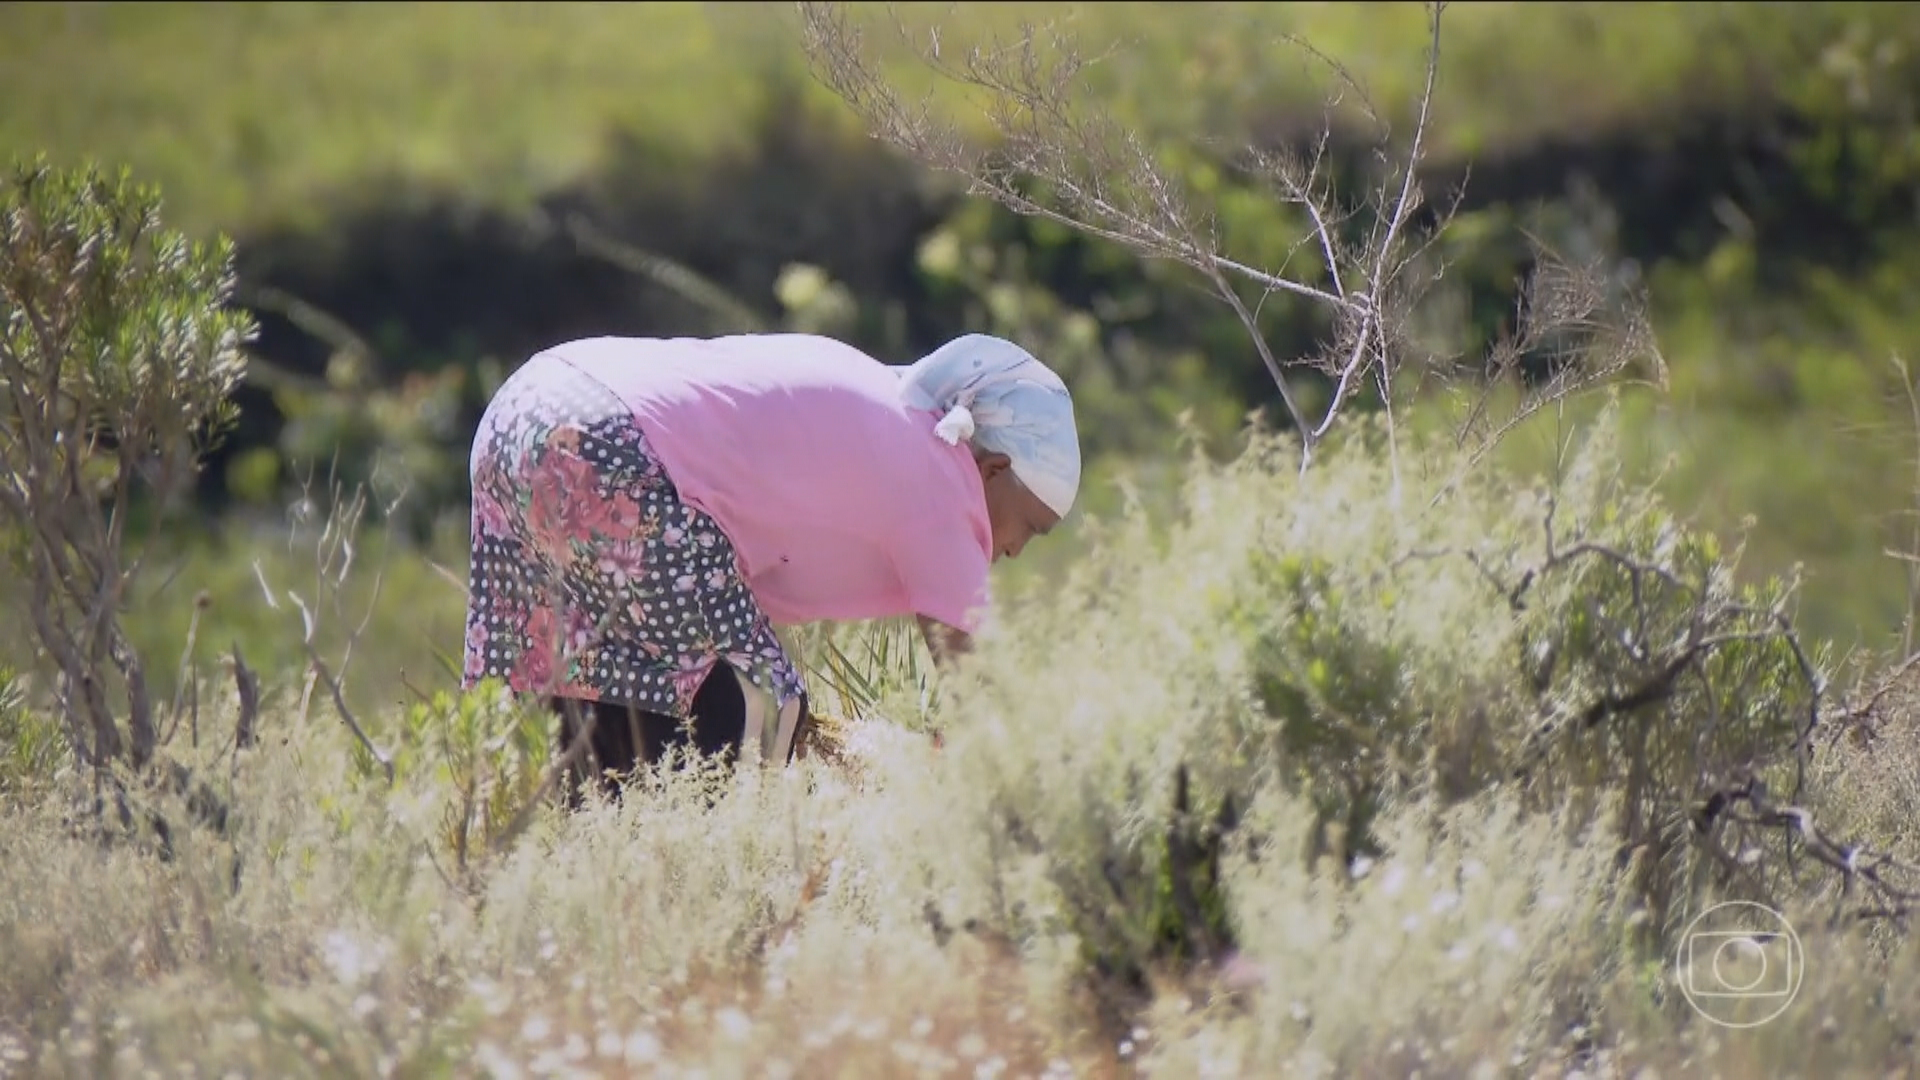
[898,334,1081,518]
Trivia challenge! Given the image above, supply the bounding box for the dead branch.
[1890,353,1920,659]
[309,643,393,785]
[796,2,1642,476]
[240,285,378,376]
[249,557,396,785]
[1694,774,1920,930]
[235,281,417,779]
[399,670,439,708]
[796,0,1436,467]
[1419,491,1825,788]
[1307,0,1444,446]
[162,590,210,748]
[245,458,407,786]
[231,644,260,755]
[1387,485,1855,930]
[530,208,770,334]
[1816,648,1920,752]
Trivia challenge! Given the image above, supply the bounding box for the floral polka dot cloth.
[461,354,805,721]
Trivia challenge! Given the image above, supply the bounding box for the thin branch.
[1695,776,1920,928]
[541,209,770,333]
[230,644,261,757]
[302,622,394,785]
[239,285,379,372]
[1891,352,1920,659]
[488,706,602,857]
[161,591,209,747]
[1310,2,1445,443]
[1202,264,1315,469]
[798,0,1418,466]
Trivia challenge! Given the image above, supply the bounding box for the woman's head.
[899,334,1081,561]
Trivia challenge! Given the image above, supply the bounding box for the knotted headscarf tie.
[898,334,1081,518]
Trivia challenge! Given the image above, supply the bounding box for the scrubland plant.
[795,1,1662,485]
[0,662,65,795]
[1233,413,1825,938]
[9,8,1920,1075]
[0,155,251,787]
[884,406,1811,1021]
[9,405,1920,1077]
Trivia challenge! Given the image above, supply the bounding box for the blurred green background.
[6,0,1920,713]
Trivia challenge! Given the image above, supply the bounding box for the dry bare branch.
[1890,353,1920,659]
[795,1,1357,461]
[531,208,771,334]
[246,462,404,785]
[1694,774,1920,930]
[239,285,378,379]
[797,1,1661,479]
[160,590,210,749]
[230,644,260,756]
[1395,485,1831,925]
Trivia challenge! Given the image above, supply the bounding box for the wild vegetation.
[7,2,1920,664]
[5,1,1920,1076]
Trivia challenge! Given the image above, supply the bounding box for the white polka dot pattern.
[459,355,805,721]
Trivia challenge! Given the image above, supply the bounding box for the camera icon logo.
[1676,900,1804,1028]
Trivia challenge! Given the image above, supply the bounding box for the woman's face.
[975,451,1059,562]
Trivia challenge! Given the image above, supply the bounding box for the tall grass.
[5,404,1918,1077]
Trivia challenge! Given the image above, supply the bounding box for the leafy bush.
[1,65,1915,1078]
[1231,418,1823,933]
[348,680,556,877]
[0,664,64,797]
[3,397,1919,1076]
[0,154,253,774]
[891,406,1824,1025]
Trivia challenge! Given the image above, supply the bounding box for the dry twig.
[795,1,1658,478]
[1694,774,1920,932]
[248,468,403,785]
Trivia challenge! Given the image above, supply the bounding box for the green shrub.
[0,154,253,774]
[887,404,1826,1029]
[346,680,556,876]
[1242,418,1823,936]
[1,403,1916,1076]
[0,664,65,797]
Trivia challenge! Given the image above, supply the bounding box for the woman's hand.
[915,615,973,751]
[915,614,974,668]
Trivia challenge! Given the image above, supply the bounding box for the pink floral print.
[461,357,806,721]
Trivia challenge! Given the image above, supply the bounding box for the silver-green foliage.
[904,406,1825,1005]
[0,155,254,772]
[0,406,1894,1078]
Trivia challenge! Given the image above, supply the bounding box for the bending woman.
[460,331,1080,798]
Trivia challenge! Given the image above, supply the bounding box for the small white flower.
[1380,864,1408,897]
[716,1007,752,1042]
[623,1030,661,1064]
[519,1015,551,1044]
